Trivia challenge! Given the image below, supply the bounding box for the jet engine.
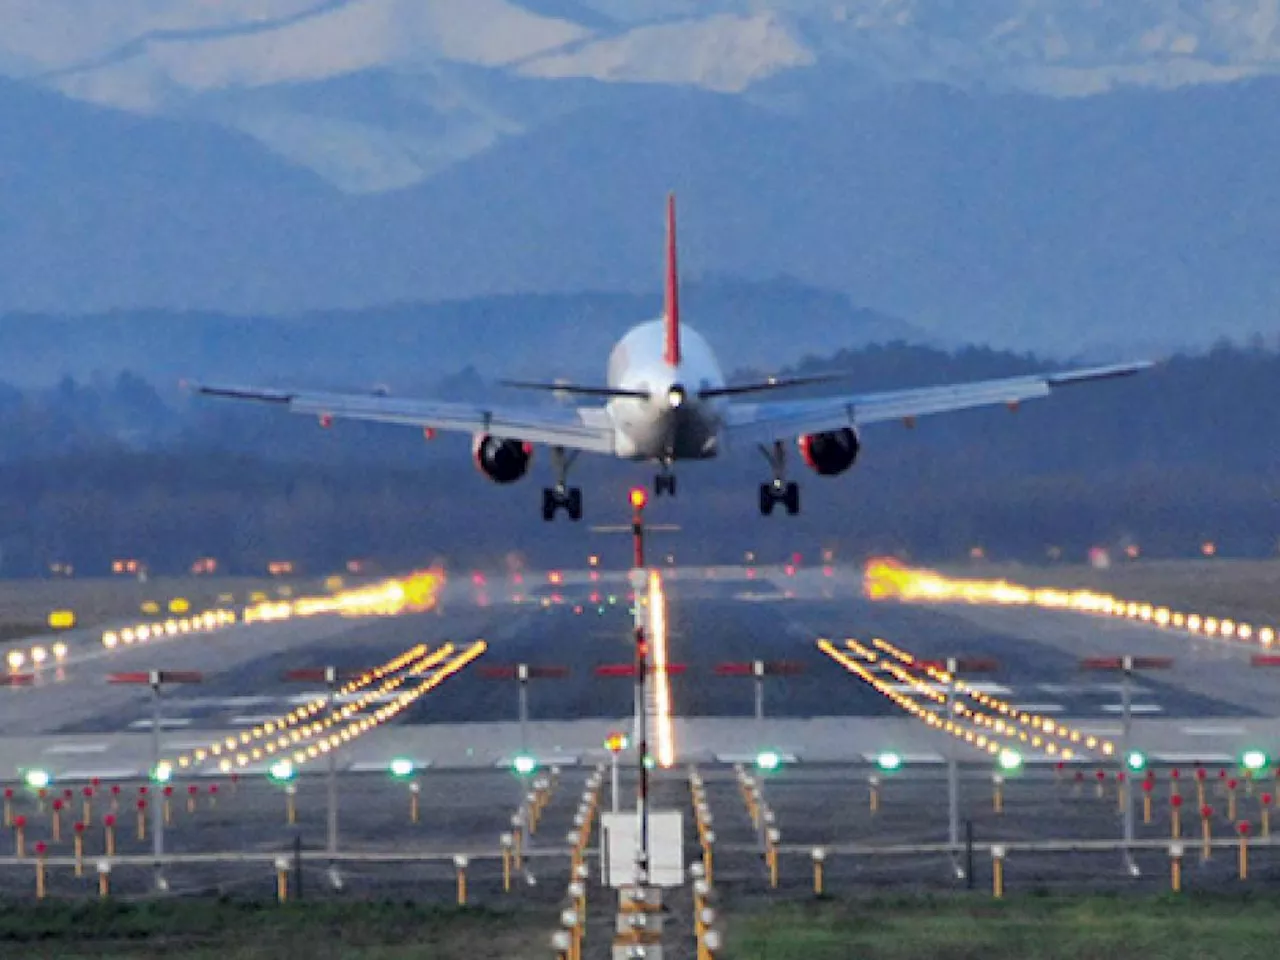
[798,427,861,476]
[472,435,533,484]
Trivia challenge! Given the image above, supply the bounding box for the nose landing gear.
[758,441,800,516]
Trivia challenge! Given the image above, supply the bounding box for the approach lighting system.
[1241,749,1269,773]
[997,749,1023,772]
[876,751,903,773]
[755,750,782,772]
[389,757,415,779]
[23,769,50,790]
[268,759,296,783]
[1125,750,1148,773]
[513,754,538,776]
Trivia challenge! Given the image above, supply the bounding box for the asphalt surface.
[0,565,1277,947]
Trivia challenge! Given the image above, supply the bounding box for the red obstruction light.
[629,488,648,510]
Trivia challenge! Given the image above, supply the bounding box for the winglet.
[664,192,681,368]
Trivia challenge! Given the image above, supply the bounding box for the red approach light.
[596,664,637,678]
[471,572,486,586]
[629,488,648,510]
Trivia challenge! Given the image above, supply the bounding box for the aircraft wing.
[722,361,1152,445]
[191,383,618,454]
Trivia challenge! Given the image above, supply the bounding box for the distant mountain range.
[2,2,1278,354]
[0,278,925,388]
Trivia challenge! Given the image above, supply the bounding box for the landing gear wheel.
[542,486,582,521]
[783,482,800,516]
[543,446,582,521]
[758,484,776,516]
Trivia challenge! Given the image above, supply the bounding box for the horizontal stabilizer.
[1045,361,1154,386]
[189,382,294,403]
[699,374,841,399]
[499,380,649,400]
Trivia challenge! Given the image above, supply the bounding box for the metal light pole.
[611,749,621,814]
[604,731,626,814]
[106,671,204,890]
[753,659,765,731]
[518,663,530,756]
[946,657,962,877]
[1121,655,1137,875]
[150,672,164,889]
[325,665,339,858]
[630,486,651,883]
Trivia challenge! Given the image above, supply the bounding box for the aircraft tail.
[664,192,681,368]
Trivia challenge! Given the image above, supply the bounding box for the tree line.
[0,341,1277,577]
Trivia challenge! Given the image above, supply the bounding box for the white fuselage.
[605,319,727,461]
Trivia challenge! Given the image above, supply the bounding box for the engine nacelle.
[798,427,861,476]
[472,435,533,484]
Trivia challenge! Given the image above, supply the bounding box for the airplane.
[191,194,1151,522]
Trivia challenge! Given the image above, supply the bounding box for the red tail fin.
[664,192,681,367]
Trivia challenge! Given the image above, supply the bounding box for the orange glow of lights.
[817,639,1055,761]
[650,570,676,768]
[862,557,1277,651]
[859,637,1114,760]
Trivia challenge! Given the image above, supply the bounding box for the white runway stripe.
[1009,704,1065,714]
[1100,704,1163,714]
[42,743,108,754]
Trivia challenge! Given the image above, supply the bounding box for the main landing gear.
[542,447,582,521]
[758,441,800,516]
[654,461,677,497]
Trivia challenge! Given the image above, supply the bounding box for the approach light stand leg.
[947,657,964,879]
[1121,658,1139,877]
[150,676,167,892]
[325,666,339,867]
[631,496,651,884]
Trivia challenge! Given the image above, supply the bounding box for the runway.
[2,566,1277,773]
[0,564,1276,907]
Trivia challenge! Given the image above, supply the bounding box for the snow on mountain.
[40,0,590,112]
[517,12,814,92]
[5,1,1280,191]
